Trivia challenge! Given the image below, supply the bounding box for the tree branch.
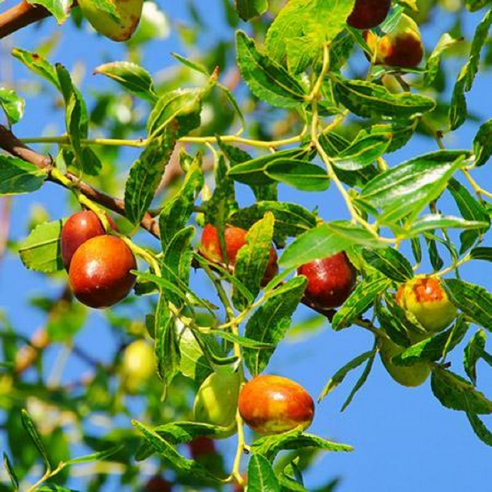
[0,1,52,39]
[0,124,161,238]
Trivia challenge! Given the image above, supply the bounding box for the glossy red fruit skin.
[69,235,137,309]
[238,375,315,436]
[347,0,391,29]
[188,436,216,459]
[298,252,357,309]
[145,475,172,492]
[61,210,117,269]
[200,224,278,283]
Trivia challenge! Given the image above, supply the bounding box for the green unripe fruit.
[78,0,144,42]
[396,276,457,333]
[193,371,240,438]
[121,340,155,393]
[379,337,431,388]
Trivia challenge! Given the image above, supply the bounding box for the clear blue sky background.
[1,1,492,491]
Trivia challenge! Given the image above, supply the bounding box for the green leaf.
[332,276,391,330]
[443,279,492,331]
[431,367,492,414]
[94,62,158,103]
[473,118,492,167]
[21,409,52,471]
[233,212,275,309]
[56,64,100,176]
[280,221,385,270]
[248,454,281,492]
[361,247,414,282]
[265,159,330,191]
[19,220,64,273]
[3,453,19,491]
[365,122,418,154]
[132,420,220,481]
[251,427,353,461]
[0,156,47,195]
[236,0,268,20]
[159,153,204,247]
[470,247,492,262]
[318,350,376,401]
[208,330,274,349]
[332,133,392,171]
[228,148,313,186]
[236,31,307,108]
[424,33,459,87]
[124,132,177,225]
[449,9,492,130]
[464,329,486,384]
[66,445,123,465]
[154,297,180,389]
[12,48,60,89]
[177,324,213,385]
[265,0,356,72]
[333,77,436,119]
[244,276,307,375]
[465,0,492,11]
[358,150,468,224]
[403,214,489,238]
[393,320,468,366]
[467,412,492,447]
[0,88,24,125]
[28,0,71,23]
[147,87,205,139]
[229,201,317,246]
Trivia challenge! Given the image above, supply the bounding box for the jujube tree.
[0,0,492,491]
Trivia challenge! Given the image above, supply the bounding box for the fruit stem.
[435,253,471,277]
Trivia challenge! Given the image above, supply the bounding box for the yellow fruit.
[78,0,144,42]
[121,340,155,393]
[193,371,240,438]
[379,337,431,387]
[396,276,457,333]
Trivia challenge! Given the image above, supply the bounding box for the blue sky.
[1,1,492,491]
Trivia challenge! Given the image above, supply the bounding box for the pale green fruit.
[379,338,430,388]
[121,340,155,393]
[193,371,240,438]
[78,0,144,42]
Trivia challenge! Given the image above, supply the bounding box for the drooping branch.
[0,1,52,39]
[0,124,161,238]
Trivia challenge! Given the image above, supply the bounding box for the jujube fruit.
[188,436,216,459]
[78,0,144,42]
[200,224,278,283]
[193,371,240,438]
[347,0,391,29]
[298,252,357,309]
[145,475,172,492]
[69,235,137,308]
[61,210,117,269]
[364,14,424,68]
[396,276,457,333]
[121,340,155,393]
[238,375,315,436]
[379,337,431,387]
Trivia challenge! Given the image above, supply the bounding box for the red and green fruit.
[193,370,241,438]
[69,235,137,309]
[238,375,315,436]
[145,475,172,492]
[347,0,391,29]
[61,210,117,269]
[188,436,216,459]
[364,14,424,68]
[200,224,278,283]
[396,276,457,333]
[298,252,357,309]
